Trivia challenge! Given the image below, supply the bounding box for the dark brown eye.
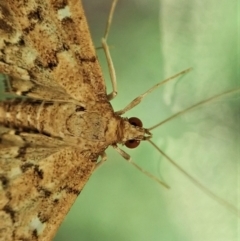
[129,117,142,127]
[125,117,142,149]
[125,139,140,149]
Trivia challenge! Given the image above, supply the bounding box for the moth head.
[120,117,151,148]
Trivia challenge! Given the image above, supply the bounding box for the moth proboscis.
[0,0,239,241]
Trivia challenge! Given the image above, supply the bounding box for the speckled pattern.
[0,1,150,240]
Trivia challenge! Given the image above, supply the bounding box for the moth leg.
[115,68,192,115]
[95,152,107,169]
[102,0,118,101]
[112,145,169,188]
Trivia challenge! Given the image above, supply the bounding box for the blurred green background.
[0,0,238,240]
[55,0,239,240]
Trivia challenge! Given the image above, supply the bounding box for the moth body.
[0,0,151,240]
[0,98,149,150]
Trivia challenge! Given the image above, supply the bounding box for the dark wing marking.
[0,129,96,241]
[0,0,107,103]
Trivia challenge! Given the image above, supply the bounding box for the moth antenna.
[116,68,192,116]
[149,87,240,131]
[101,0,118,101]
[148,139,240,217]
[112,144,170,189]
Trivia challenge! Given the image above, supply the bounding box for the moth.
[0,0,163,240]
[0,1,239,241]
[58,1,240,241]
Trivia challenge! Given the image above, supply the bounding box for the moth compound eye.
[129,117,142,127]
[125,139,140,149]
[125,117,142,148]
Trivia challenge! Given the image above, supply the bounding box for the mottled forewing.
[0,130,95,241]
[0,0,107,102]
[0,0,107,240]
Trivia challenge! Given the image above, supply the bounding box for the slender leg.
[95,152,107,169]
[102,0,118,101]
[112,144,170,189]
[115,68,191,115]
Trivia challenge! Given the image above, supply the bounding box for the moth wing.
[0,129,96,241]
[1,74,79,102]
[0,0,107,102]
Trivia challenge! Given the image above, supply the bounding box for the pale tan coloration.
[0,1,150,240]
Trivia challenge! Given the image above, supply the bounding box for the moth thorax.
[66,112,105,141]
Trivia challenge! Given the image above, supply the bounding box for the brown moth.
[57,4,239,241]
[0,0,120,240]
[0,0,175,240]
[62,2,239,241]
[0,1,239,241]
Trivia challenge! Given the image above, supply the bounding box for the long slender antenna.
[148,139,240,216]
[149,87,240,131]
